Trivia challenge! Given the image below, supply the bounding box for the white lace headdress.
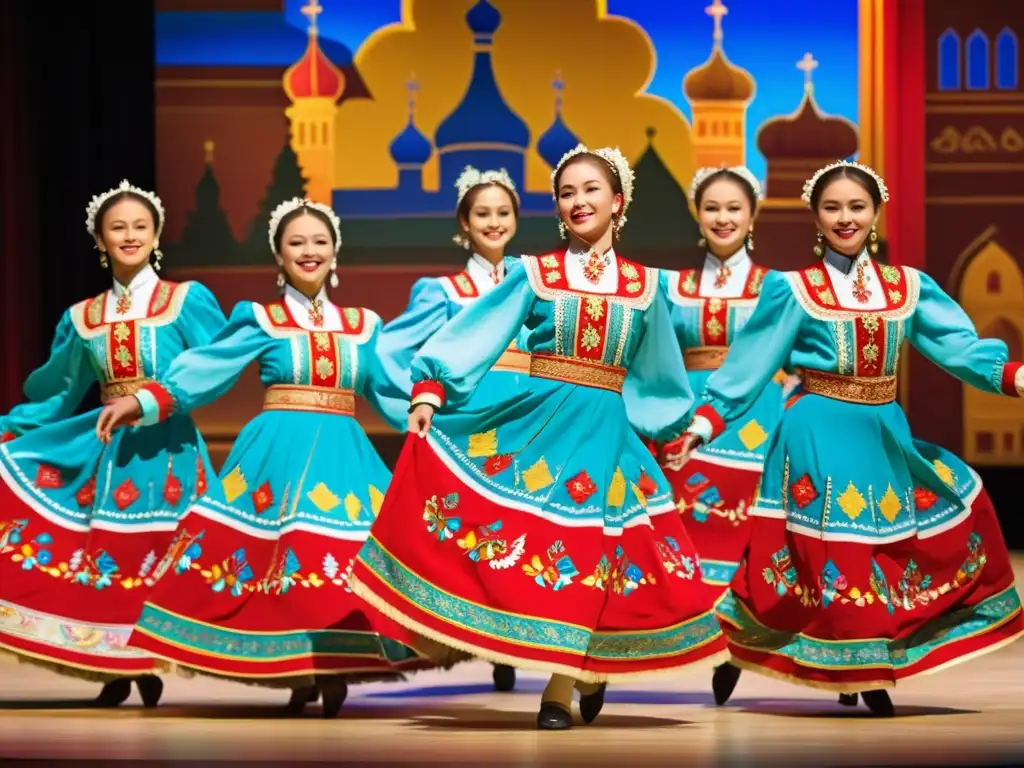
[550,143,636,236]
[267,198,343,254]
[801,160,890,207]
[688,166,763,203]
[85,180,166,237]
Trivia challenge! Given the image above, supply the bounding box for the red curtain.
[882,0,926,269]
[0,4,40,410]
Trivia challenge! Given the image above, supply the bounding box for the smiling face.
[274,210,336,295]
[555,156,622,244]
[697,177,754,258]
[813,176,879,257]
[459,184,517,258]
[96,197,157,271]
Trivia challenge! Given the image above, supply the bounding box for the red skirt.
[351,435,728,683]
[663,456,760,596]
[0,478,167,680]
[129,508,433,684]
[717,487,1023,691]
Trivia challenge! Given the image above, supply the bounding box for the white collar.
[468,253,505,284]
[566,245,616,261]
[564,246,618,293]
[283,282,328,310]
[705,246,749,270]
[112,264,158,297]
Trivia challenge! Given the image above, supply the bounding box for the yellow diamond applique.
[630,482,647,508]
[343,492,362,521]
[877,484,903,523]
[738,419,768,451]
[932,459,955,487]
[467,429,498,458]
[522,458,554,493]
[607,467,627,507]
[222,466,248,503]
[368,485,384,518]
[837,481,867,519]
[307,482,341,513]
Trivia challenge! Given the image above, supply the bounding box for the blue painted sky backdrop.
[156,0,860,184]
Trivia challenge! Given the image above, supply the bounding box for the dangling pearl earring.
[868,225,879,255]
[813,231,825,258]
[329,258,339,289]
[98,251,109,269]
[557,220,568,241]
[746,228,755,252]
[276,270,285,290]
[697,233,707,249]
[152,240,163,271]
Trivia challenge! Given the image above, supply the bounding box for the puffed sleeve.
[410,262,535,410]
[356,310,419,431]
[621,289,694,443]
[0,308,94,439]
[907,269,1022,397]
[689,271,804,443]
[176,281,229,349]
[135,302,275,426]
[375,277,450,396]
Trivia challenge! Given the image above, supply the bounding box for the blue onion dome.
[389,118,432,166]
[434,1,530,151]
[537,73,580,169]
[466,0,501,37]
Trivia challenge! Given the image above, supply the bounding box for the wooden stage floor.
[2,556,1023,767]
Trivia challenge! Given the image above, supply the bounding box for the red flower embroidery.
[75,476,97,507]
[483,454,513,476]
[790,474,819,509]
[35,465,62,490]
[252,481,274,514]
[0,431,15,444]
[638,472,658,497]
[914,487,938,511]
[565,471,597,504]
[196,458,208,497]
[114,479,140,510]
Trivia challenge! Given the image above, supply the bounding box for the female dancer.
[660,167,783,596]
[350,144,727,730]
[0,180,226,707]
[377,165,529,692]
[679,161,1023,716]
[96,198,430,717]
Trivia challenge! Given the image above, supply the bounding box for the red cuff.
[0,431,16,444]
[694,403,726,441]
[1000,362,1022,397]
[410,380,446,409]
[141,382,176,422]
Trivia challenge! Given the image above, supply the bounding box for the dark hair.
[96,191,162,234]
[273,205,337,253]
[809,165,883,211]
[693,170,758,212]
[457,182,520,224]
[552,153,623,198]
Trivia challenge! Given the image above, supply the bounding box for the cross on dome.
[301,0,323,35]
[797,52,819,91]
[407,73,420,113]
[705,0,728,44]
[552,70,565,110]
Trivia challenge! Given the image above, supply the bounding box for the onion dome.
[537,72,580,169]
[283,0,345,102]
[683,0,754,103]
[389,78,432,167]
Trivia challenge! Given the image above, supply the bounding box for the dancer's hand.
[96,396,143,444]
[662,433,702,472]
[407,403,434,438]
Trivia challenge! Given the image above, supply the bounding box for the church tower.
[683,0,755,169]
[283,0,346,204]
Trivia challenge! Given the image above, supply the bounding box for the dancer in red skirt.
[659,166,786,595]
[350,144,727,730]
[97,199,431,716]
[678,160,1023,716]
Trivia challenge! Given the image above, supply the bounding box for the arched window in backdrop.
[967,29,990,90]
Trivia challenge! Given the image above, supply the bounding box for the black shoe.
[286,685,318,714]
[712,662,741,706]
[319,679,348,719]
[95,679,132,707]
[838,692,859,707]
[861,689,894,717]
[492,664,516,692]
[537,702,572,730]
[578,683,606,724]
[135,675,163,708]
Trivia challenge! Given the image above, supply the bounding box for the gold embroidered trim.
[491,347,531,374]
[800,369,897,405]
[263,385,356,415]
[529,353,626,393]
[684,346,728,371]
[99,378,154,403]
